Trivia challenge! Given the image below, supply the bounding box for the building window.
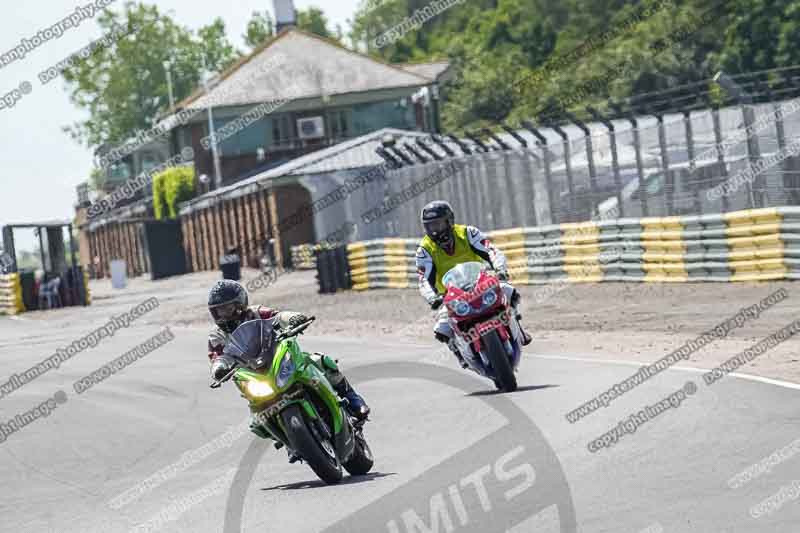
[272,115,293,147]
[328,110,350,140]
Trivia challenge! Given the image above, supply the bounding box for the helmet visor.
[210,302,241,322]
[424,218,450,236]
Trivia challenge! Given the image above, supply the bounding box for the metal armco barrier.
[346,206,800,290]
[315,246,352,294]
[0,273,25,315]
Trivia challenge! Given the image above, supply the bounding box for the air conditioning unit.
[297,117,325,140]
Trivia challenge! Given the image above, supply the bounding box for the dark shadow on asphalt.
[260,471,397,491]
[465,384,559,397]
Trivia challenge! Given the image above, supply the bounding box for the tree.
[244,10,275,50]
[297,7,335,40]
[61,2,240,150]
[718,0,800,72]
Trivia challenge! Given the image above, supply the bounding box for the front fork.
[451,307,523,376]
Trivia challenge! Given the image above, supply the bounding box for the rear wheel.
[344,432,374,476]
[482,330,517,392]
[280,405,343,484]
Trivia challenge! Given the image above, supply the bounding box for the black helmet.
[421,201,455,250]
[208,280,249,334]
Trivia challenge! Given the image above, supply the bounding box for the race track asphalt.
[1,311,798,533]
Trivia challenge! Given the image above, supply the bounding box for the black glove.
[430,297,444,311]
[211,359,233,381]
[288,314,310,329]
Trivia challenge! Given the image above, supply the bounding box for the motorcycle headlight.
[245,380,275,398]
[482,290,498,307]
[275,355,296,388]
[452,300,471,316]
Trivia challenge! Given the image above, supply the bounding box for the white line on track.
[532,354,800,391]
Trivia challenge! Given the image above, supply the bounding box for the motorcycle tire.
[343,432,374,476]
[482,330,518,392]
[281,404,343,484]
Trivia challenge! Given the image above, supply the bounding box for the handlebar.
[277,316,316,341]
[209,316,316,389]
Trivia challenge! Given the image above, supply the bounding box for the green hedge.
[152,166,196,220]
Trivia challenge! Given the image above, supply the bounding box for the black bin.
[220,253,241,281]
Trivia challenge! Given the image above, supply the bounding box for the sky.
[0,0,361,252]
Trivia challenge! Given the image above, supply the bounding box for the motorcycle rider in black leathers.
[206,280,369,461]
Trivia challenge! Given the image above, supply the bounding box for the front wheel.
[280,404,343,484]
[482,330,517,392]
[344,432,374,476]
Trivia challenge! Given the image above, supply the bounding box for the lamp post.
[163,59,175,110]
[201,54,224,190]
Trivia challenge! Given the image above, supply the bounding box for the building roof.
[179,128,432,214]
[180,29,436,111]
[398,61,451,81]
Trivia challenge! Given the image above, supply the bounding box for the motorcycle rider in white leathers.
[415,201,531,368]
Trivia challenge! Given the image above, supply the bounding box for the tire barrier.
[315,246,352,294]
[0,273,25,315]
[291,244,319,270]
[346,207,800,290]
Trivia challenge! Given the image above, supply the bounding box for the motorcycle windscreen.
[223,319,278,369]
[441,261,486,290]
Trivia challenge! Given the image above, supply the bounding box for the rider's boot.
[510,290,533,346]
[333,377,371,421]
[318,354,370,420]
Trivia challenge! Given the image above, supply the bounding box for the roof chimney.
[273,0,297,33]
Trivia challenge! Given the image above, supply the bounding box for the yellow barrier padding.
[385,256,412,268]
[0,274,24,315]
[502,247,528,261]
[723,208,781,225]
[560,222,599,245]
[640,240,686,252]
[489,228,525,246]
[347,242,367,255]
[725,222,782,238]
[642,252,688,263]
[728,247,785,261]
[342,207,800,291]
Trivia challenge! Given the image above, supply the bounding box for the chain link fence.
[367,96,800,237]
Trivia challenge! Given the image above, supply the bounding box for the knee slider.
[511,289,521,308]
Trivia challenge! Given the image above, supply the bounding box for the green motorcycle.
[210,317,374,484]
